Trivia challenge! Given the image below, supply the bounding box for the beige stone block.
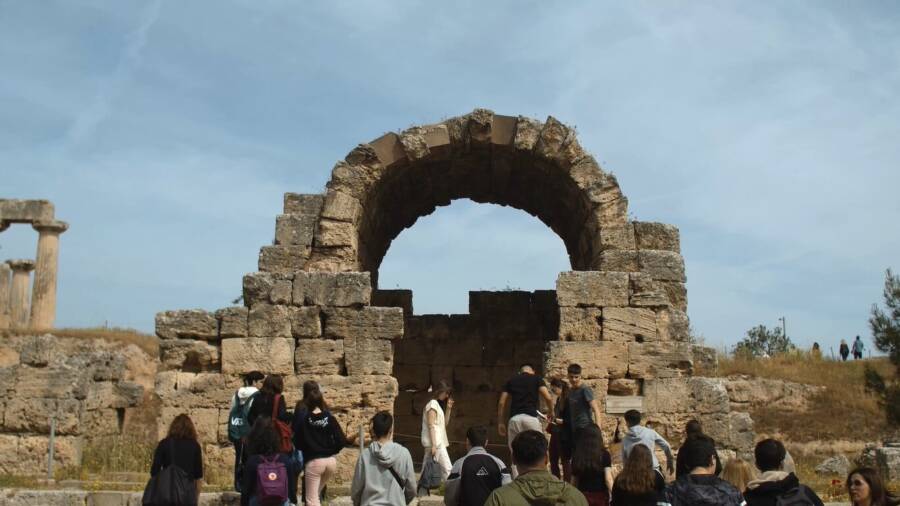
[638,250,686,282]
[295,339,344,375]
[324,307,403,340]
[159,407,219,445]
[344,337,392,375]
[608,378,641,396]
[629,273,670,308]
[215,306,248,338]
[155,371,242,409]
[603,307,657,343]
[627,341,693,379]
[514,116,541,151]
[155,309,217,340]
[399,126,430,160]
[2,398,81,435]
[248,303,292,338]
[293,272,371,307]
[81,408,121,436]
[283,193,324,216]
[15,435,81,474]
[316,218,358,249]
[221,338,294,375]
[274,213,317,247]
[656,308,690,341]
[598,224,636,251]
[242,272,286,308]
[659,281,688,312]
[15,366,90,399]
[159,339,220,372]
[559,307,602,341]
[0,345,19,368]
[599,250,640,272]
[634,222,680,252]
[328,161,380,201]
[83,381,143,410]
[258,245,310,274]
[291,374,398,434]
[320,190,363,224]
[544,341,628,380]
[369,132,407,168]
[269,279,293,305]
[534,116,572,161]
[556,271,629,308]
[291,306,322,338]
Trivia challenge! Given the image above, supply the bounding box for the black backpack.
[142,440,197,506]
[775,486,816,506]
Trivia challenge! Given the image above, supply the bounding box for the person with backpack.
[744,438,824,506]
[351,411,417,506]
[241,417,296,506]
[444,425,512,506]
[291,380,346,506]
[420,379,454,493]
[146,413,203,506]
[664,435,746,506]
[229,371,264,491]
[246,375,295,501]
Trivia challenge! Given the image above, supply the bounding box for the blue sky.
[1,1,898,352]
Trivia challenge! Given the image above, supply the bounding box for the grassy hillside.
[1,327,158,356]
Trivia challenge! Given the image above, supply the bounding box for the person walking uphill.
[622,409,675,476]
[840,339,850,361]
[145,414,204,506]
[351,411,417,506]
[484,430,588,506]
[292,380,346,506]
[853,335,866,360]
[497,364,555,477]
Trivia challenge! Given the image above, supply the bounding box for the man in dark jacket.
[665,435,746,506]
[744,438,824,506]
[445,426,512,506]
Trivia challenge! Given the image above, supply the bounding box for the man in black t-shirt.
[497,364,554,476]
[445,426,511,506]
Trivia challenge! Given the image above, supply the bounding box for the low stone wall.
[724,374,825,411]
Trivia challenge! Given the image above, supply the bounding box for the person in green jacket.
[485,430,588,506]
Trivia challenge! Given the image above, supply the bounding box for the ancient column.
[30,220,68,329]
[8,259,35,330]
[0,262,11,329]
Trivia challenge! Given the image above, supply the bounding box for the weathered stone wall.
[0,334,151,475]
[387,290,558,463]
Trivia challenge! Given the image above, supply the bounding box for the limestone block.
[274,213,317,247]
[451,366,494,394]
[320,190,363,224]
[544,341,628,380]
[316,218,358,249]
[0,490,90,506]
[248,303,292,338]
[291,306,322,338]
[334,447,361,484]
[877,446,900,482]
[0,345,19,368]
[643,378,692,414]
[469,291,532,316]
[258,245,310,274]
[159,339,220,372]
[304,246,359,273]
[603,307,657,343]
[155,309,217,340]
[598,224,636,251]
[344,337,393,375]
[155,371,242,409]
[221,338,294,375]
[558,307,602,341]
[656,308,690,341]
[693,346,718,373]
[702,411,755,452]
[293,271,371,307]
[608,378,641,396]
[242,272,284,308]
[371,289,413,315]
[660,281,688,312]
[634,222,680,252]
[2,397,81,434]
[269,279,292,305]
[514,116,542,151]
[81,408,121,437]
[627,341,693,379]
[284,193,325,216]
[394,338,435,366]
[215,306,248,338]
[534,116,573,162]
[329,159,382,200]
[556,271,629,308]
[159,407,219,444]
[369,132,407,168]
[629,273,670,308]
[291,374,398,435]
[17,334,55,366]
[599,250,640,272]
[433,338,483,366]
[295,339,344,375]
[9,435,80,475]
[15,366,90,399]
[324,307,403,340]
[83,381,143,410]
[400,126,430,160]
[638,250,686,283]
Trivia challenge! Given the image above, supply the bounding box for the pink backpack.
[256,455,288,506]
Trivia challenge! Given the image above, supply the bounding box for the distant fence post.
[47,417,56,481]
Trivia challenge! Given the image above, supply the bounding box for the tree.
[866,268,900,426]
[734,324,795,357]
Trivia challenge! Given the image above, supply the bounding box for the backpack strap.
[387,465,406,489]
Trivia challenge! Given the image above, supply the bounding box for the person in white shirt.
[420,379,454,488]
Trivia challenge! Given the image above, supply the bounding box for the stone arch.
[305,109,631,283]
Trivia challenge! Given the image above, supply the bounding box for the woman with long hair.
[241,418,296,506]
[292,381,346,506]
[247,374,291,426]
[150,413,203,505]
[847,467,900,506]
[721,458,756,494]
[420,379,454,493]
[611,444,666,506]
[547,377,570,481]
[570,424,613,506]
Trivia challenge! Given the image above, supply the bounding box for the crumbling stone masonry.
[155,110,753,474]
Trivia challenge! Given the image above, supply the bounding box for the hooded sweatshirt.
[665,473,746,506]
[484,469,588,506]
[231,386,258,410]
[351,440,417,506]
[622,425,674,470]
[744,471,824,506]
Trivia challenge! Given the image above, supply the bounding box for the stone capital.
[32,220,68,234]
[7,259,35,272]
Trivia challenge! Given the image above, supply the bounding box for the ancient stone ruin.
[154,109,753,471]
[0,199,68,330]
